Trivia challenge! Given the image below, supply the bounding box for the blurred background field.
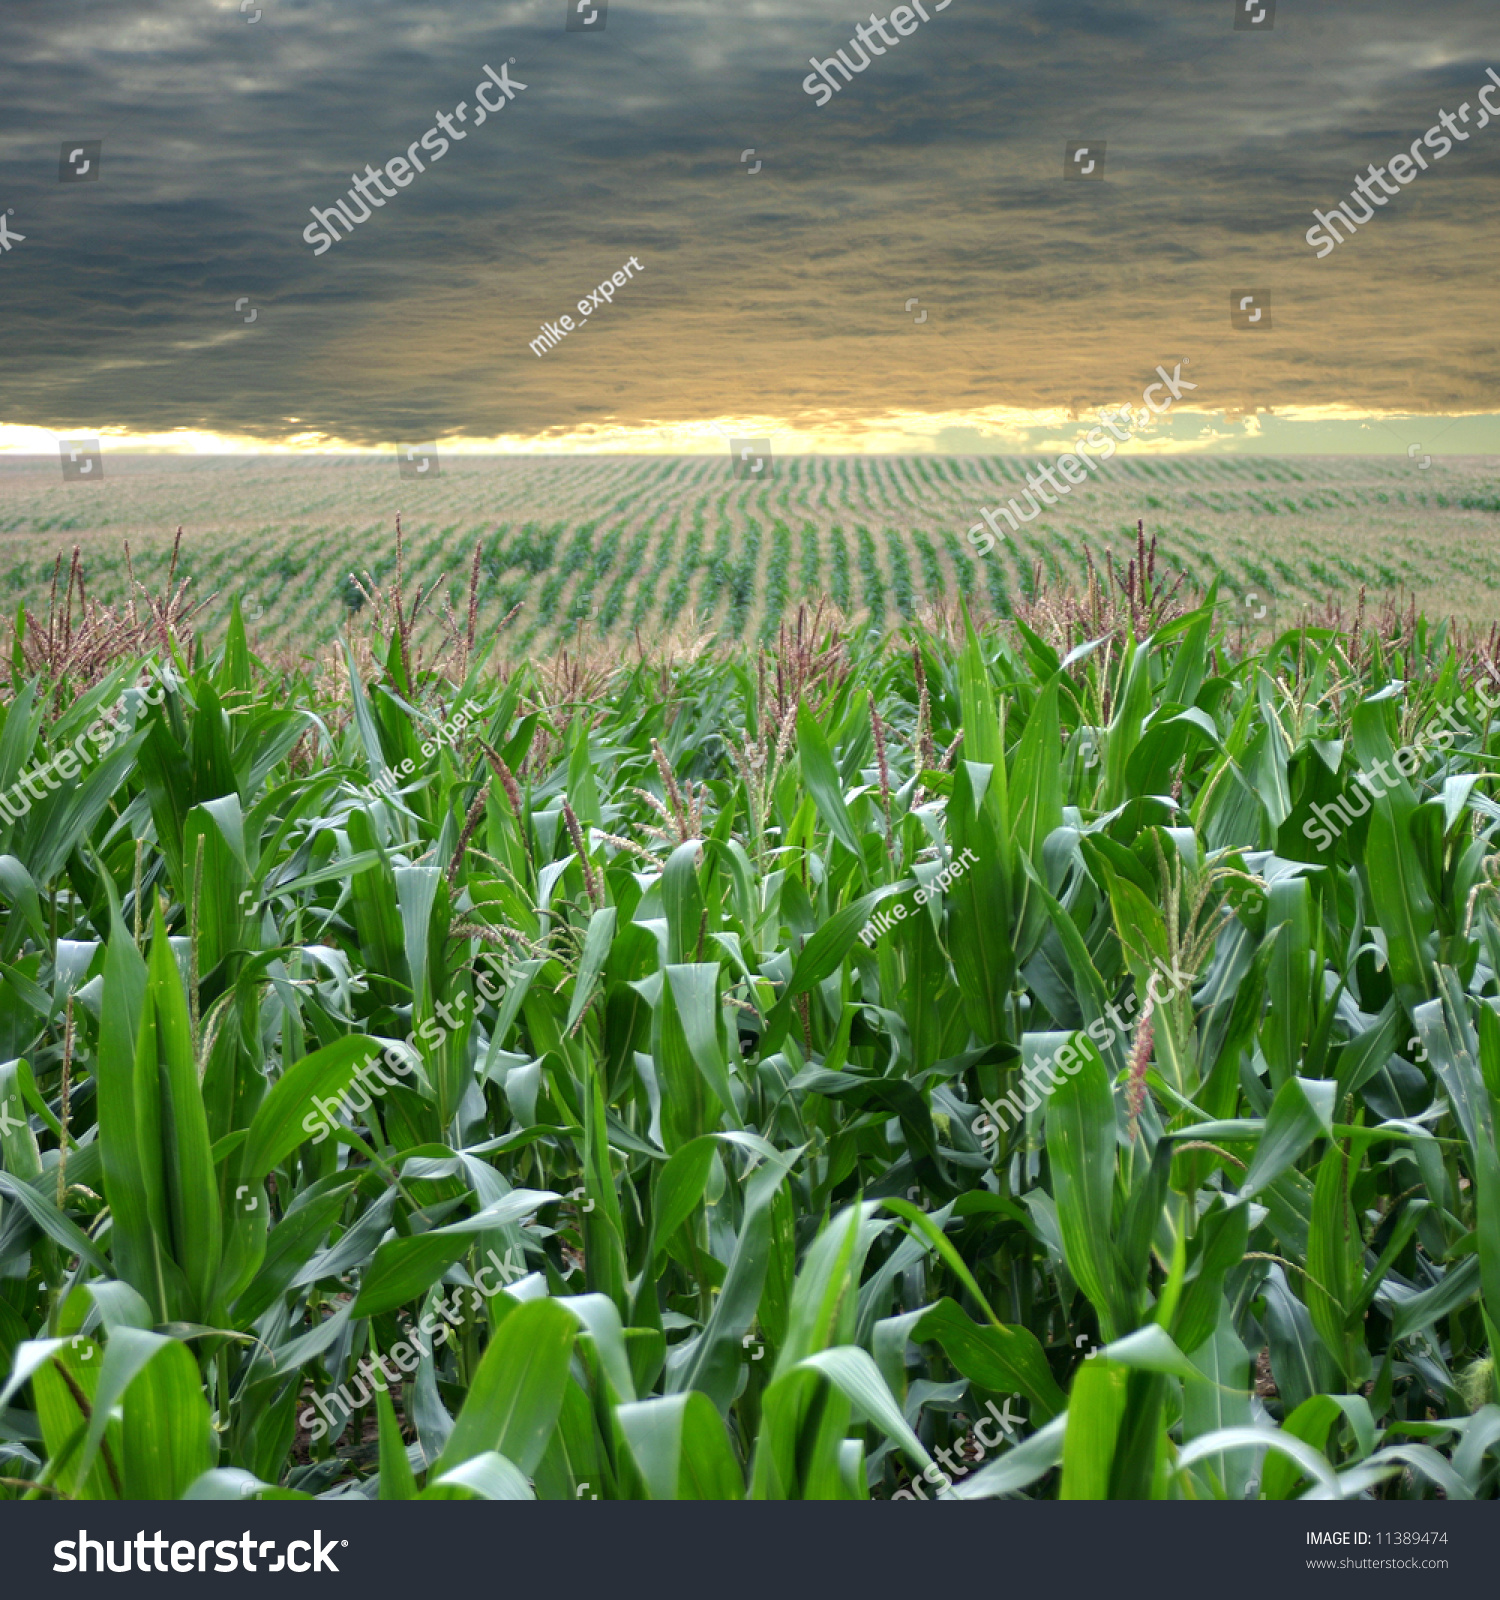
[3,452,1499,657]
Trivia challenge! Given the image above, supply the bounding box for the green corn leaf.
[146,910,222,1325]
[914,1297,1066,1423]
[376,1357,420,1500]
[616,1391,744,1500]
[1239,1076,1336,1199]
[432,1297,577,1477]
[239,1034,384,1182]
[1044,1032,1127,1340]
[1059,1357,1128,1500]
[422,1451,534,1500]
[118,1335,216,1500]
[1306,1140,1370,1388]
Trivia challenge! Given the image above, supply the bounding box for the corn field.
[4,543,1500,1504]
[4,452,1500,652]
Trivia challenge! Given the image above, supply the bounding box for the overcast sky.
[1,0,1497,454]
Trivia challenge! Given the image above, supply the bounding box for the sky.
[1,0,1498,457]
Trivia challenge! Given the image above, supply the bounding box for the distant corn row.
[2,455,1499,648]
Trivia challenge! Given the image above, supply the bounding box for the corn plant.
[2,581,1500,1502]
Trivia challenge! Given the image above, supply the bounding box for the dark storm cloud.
[0,0,1497,448]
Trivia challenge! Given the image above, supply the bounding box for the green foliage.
[2,593,1500,1502]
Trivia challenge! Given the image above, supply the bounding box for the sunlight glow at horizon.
[2,406,1496,458]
